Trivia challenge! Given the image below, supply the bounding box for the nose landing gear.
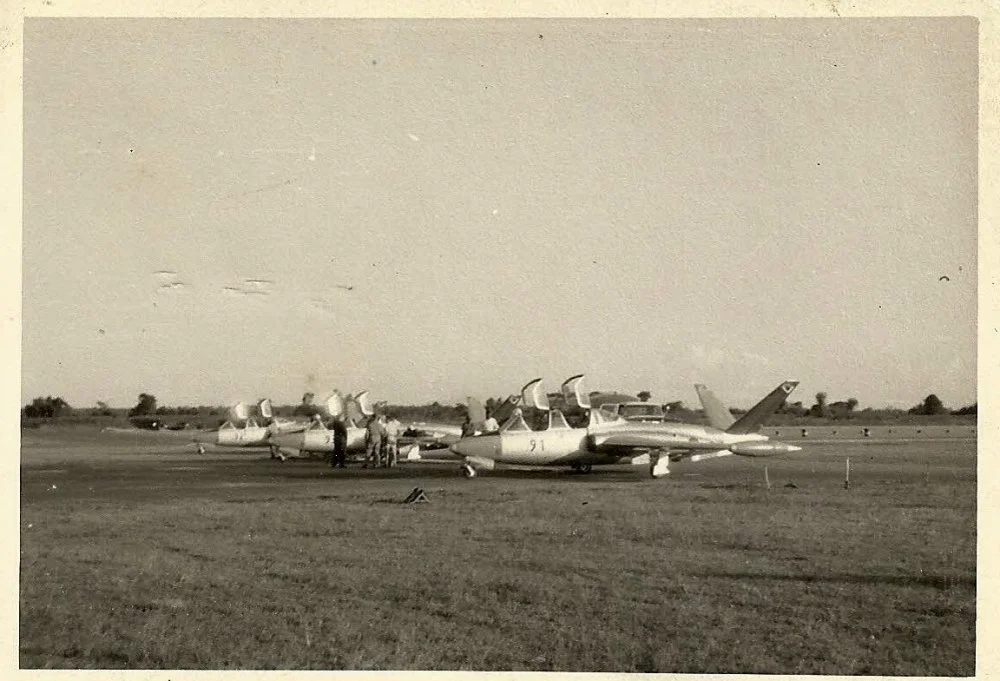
[461,463,477,478]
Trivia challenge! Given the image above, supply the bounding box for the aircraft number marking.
[529,439,545,452]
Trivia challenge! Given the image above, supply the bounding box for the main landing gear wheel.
[461,463,477,479]
[571,463,593,474]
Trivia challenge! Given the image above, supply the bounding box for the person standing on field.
[365,415,385,468]
[331,415,348,468]
[383,414,402,467]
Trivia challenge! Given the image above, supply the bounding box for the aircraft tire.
[461,463,477,479]
[580,463,592,474]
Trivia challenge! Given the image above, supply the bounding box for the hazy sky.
[22,18,978,410]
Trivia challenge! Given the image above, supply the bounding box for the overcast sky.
[21,17,977,410]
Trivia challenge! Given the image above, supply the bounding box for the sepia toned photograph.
[15,10,981,674]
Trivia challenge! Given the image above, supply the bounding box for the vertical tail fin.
[694,384,736,430]
[491,395,520,426]
[727,381,799,434]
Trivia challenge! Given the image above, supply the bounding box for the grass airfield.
[20,425,975,673]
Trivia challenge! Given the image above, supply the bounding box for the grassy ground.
[19,428,976,672]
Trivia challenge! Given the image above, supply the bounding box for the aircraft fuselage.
[450,421,789,467]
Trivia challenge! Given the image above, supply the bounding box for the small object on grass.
[784,482,798,489]
[844,457,851,490]
[403,487,429,504]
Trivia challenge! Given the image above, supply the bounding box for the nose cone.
[268,432,305,450]
[450,435,500,460]
[786,444,802,453]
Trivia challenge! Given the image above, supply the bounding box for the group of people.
[363,413,403,468]
[460,411,500,438]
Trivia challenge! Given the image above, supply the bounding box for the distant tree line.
[21,389,978,426]
[21,396,71,418]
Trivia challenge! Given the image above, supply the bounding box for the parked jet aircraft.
[264,392,461,460]
[449,376,801,478]
[192,394,366,457]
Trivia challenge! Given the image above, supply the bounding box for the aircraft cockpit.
[219,418,261,431]
[547,409,571,430]
[589,407,625,427]
[597,404,621,421]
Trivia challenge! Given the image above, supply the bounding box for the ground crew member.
[383,414,402,467]
[365,415,385,468]
[331,416,348,468]
[483,410,499,433]
[461,415,475,438]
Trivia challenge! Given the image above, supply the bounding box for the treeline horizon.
[21,390,977,428]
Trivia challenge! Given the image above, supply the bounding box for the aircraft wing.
[401,422,462,447]
[395,444,461,463]
[590,432,731,453]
